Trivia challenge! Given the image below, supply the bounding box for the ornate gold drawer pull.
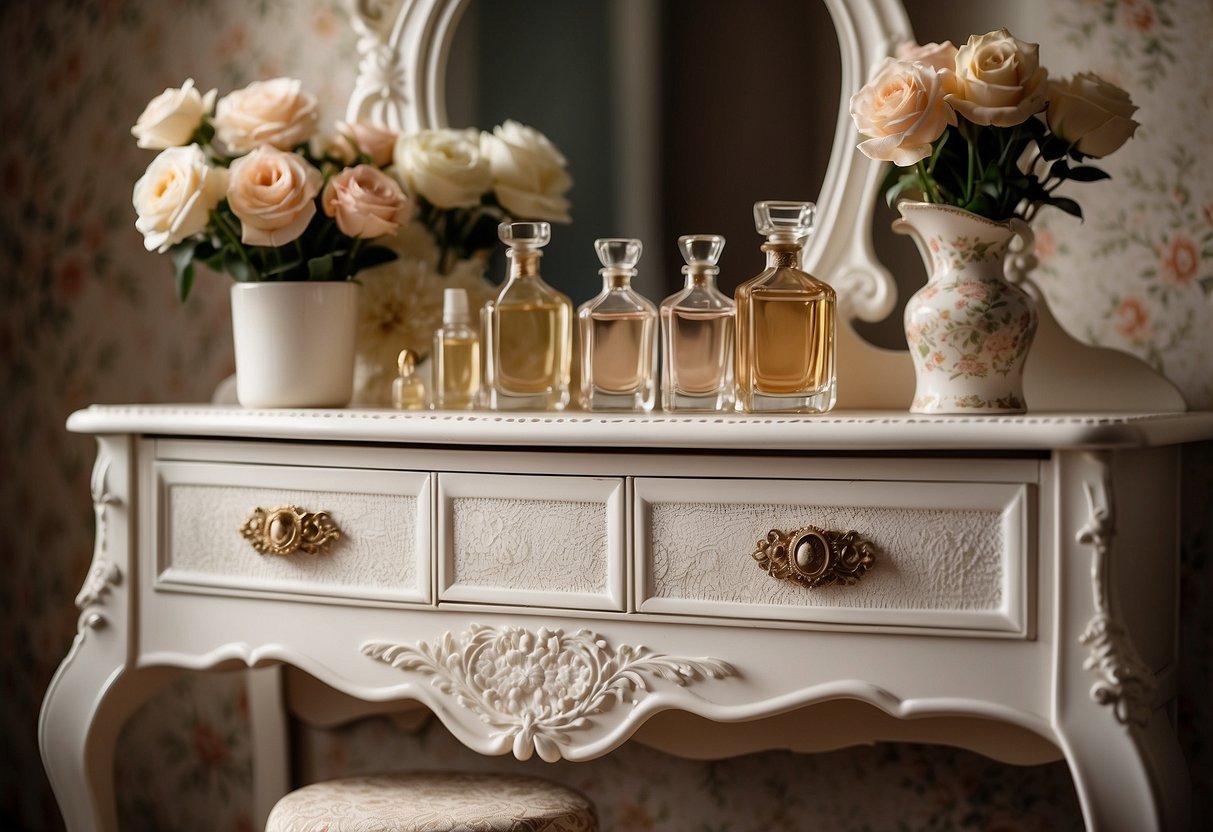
[240,505,340,556]
[752,527,877,589]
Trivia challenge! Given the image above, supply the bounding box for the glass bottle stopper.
[753,200,816,244]
[397,348,418,378]
[678,234,725,273]
[499,221,552,251]
[442,288,470,325]
[594,238,643,274]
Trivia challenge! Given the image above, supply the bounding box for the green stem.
[915,160,941,204]
[346,238,365,280]
[211,209,258,279]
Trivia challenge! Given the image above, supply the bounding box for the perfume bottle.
[734,201,836,413]
[660,234,735,412]
[483,222,573,410]
[391,349,427,410]
[433,288,480,410]
[578,238,657,411]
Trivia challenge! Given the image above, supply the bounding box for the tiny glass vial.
[391,348,427,410]
[578,238,657,411]
[734,201,836,413]
[660,234,735,412]
[483,222,573,411]
[433,288,480,410]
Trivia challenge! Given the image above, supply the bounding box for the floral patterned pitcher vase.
[896,201,1038,414]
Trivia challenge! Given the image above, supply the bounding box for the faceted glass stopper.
[754,200,816,242]
[397,348,417,377]
[595,238,643,270]
[499,221,551,250]
[679,234,725,267]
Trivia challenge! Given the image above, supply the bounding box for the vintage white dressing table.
[37,2,1213,831]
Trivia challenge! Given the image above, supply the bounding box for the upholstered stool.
[265,771,599,832]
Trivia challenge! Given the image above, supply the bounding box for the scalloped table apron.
[896,201,1039,415]
[230,282,360,409]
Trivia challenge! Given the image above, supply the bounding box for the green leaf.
[224,250,253,282]
[1065,165,1112,182]
[1049,159,1071,179]
[169,239,199,302]
[1048,196,1084,219]
[307,253,335,280]
[175,260,195,303]
[1039,135,1069,161]
[352,245,398,273]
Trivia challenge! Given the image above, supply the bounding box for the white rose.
[850,58,957,166]
[895,40,958,74]
[132,144,228,253]
[480,120,572,223]
[213,77,319,154]
[331,120,397,167]
[322,164,409,239]
[227,145,323,246]
[393,128,492,209]
[948,29,1047,127]
[131,79,216,150]
[1047,73,1139,158]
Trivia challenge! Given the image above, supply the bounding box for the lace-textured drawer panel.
[634,476,1031,634]
[436,472,626,611]
[155,460,431,604]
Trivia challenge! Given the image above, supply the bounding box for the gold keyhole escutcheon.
[752,526,876,589]
[241,506,340,556]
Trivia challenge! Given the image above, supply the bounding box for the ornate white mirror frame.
[344,0,1186,412]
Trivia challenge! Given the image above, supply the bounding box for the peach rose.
[322,164,408,239]
[948,29,1047,127]
[1046,73,1139,158]
[393,128,491,209]
[480,120,573,223]
[132,144,228,252]
[850,58,957,166]
[895,40,958,73]
[226,145,322,246]
[131,78,216,150]
[331,120,397,167]
[213,77,319,154]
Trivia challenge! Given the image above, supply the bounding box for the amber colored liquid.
[436,334,480,408]
[495,300,571,394]
[587,311,652,394]
[742,288,834,395]
[669,307,734,395]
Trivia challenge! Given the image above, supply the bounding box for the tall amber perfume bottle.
[735,201,836,413]
[483,222,573,411]
[433,288,480,410]
[578,238,657,411]
[660,234,735,412]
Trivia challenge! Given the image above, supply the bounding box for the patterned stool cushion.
[265,771,598,832]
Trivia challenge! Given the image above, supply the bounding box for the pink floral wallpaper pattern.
[2,1,1210,831]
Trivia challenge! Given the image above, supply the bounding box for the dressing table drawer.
[154,461,432,603]
[634,476,1031,634]
[437,472,626,611]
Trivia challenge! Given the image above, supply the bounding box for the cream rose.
[227,145,323,246]
[331,120,398,167]
[213,77,319,154]
[131,79,216,150]
[948,29,1047,127]
[132,144,228,252]
[393,128,492,209]
[1047,73,1139,158]
[480,120,573,223]
[322,164,409,239]
[895,40,958,74]
[850,58,957,166]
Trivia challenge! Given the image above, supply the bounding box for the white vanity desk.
[40,405,1213,831]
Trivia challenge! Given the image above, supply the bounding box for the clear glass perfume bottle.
[433,288,480,410]
[735,201,836,413]
[578,238,657,411]
[660,234,735,412]
[391,348,427,410]
[483,222,573,411]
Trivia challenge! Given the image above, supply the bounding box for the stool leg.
[249,666,291,828]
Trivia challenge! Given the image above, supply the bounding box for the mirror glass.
[446,0,841,303]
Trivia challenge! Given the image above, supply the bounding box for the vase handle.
[1005,218,1037,284]
[891,216,933,277]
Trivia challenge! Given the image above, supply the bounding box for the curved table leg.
[39,622,181,832]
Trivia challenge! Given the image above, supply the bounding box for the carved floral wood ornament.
[362,624,736,761]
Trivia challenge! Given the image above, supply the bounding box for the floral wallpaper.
[1,2,1209,832]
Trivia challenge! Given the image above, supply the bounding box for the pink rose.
[213,77,319,154]
[948,29,1047,127]
[895,40,958,73]
[332,120,397,167]
[322,164,408,239]
[1047,73,1139,158]
[850,58,957,166]
[227,145,322,246]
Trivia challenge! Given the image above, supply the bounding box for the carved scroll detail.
[1076,457,1156,727]
[363,624,736,762]
[75,454,122,629]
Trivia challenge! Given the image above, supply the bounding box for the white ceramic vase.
[230,282,360,408]
[895,201,1038,415]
